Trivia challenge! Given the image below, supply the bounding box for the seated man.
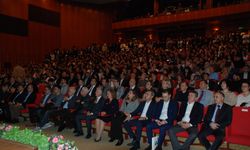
[34,85,63,130]
[56,86,77,132]
[195,80,214,106]
[9,84,36,122]
[75,86,105,139]
[123,90,156,150]
[198,91,232,150]
[169,90,204,150]
[145,89,178,150]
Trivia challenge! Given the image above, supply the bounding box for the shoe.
[129,142,140,150]
[33,127,41,131]
[145,145,151,150]
[127,140,136,146]
[94,137,102,142]
[41,122,53,129]
[85,134,92,139]
[155,146,162,150]
[130,145,139,150]
[115,139,123,146]
[109,138,115,142]
[57,124,65,132]
[74,132,84,137]
[73,130,77,133]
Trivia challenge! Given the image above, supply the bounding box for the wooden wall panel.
[60,4,112,48]
[28,22,60,63]
[0,0,112,68]
[0,0,28,19]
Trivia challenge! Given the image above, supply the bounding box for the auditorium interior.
[0,0,250,150]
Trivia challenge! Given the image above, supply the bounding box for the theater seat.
[227,107,250,146]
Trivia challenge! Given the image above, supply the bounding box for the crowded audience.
[0,31,250,150]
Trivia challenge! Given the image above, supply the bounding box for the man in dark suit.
[75,79,84,97]
[198,91,232,150]
[57,86,77,132]
[169,90,204,150]
[75,86,105,138]
[9,84,36,122]
[145,89,178,150]
[123,90,156,150]
[122,78,141,99]
[88,78,98,98]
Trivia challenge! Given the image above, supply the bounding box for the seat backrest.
[229,107,250,136]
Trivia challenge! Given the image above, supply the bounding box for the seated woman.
[95,89,119,142]
[109,90,139,146]
[220,79,237,106]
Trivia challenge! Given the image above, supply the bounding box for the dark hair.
[200,80,208,85]
[125,89,138,101]
[219,79,231,90]
[53,84,61,89]
[216,91,225,98]
[241,79,250,86]
[107,89,117,99]
[188,90,198,97]
[162,89,172,96]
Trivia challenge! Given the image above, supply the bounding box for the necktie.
[215,105,221,122]
[197,90,204,102]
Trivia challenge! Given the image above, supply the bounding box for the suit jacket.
[61,95,77,109]
[88,84,97,97]
[203,103,232,129]
[177,102,204,126]
[13,91,26,103]
[91,96,105,116]
[22,92,36,107]
[131,100,156,120]
[154,100,178,125]
[101,99,119,116]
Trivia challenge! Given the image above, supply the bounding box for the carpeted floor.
[17,122,250,150]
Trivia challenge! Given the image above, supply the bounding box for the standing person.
[169,90,204,150]
[199,91,232,150]
[109,90,139,146]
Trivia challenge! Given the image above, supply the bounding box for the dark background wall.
[0,0,113,66]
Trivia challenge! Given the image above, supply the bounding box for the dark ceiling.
[67,0,128,4]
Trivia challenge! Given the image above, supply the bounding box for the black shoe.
[94,137,102,142]
[145,145,151,150]
[155,146,162,150]
[129,142,140,150]
[85,134,92,139]
[127,140,136,146]
[115,139,123,146]
[109,138,115,142]
[57,124,65,132]
[74,132,84,137]
[130,145,139,150]
[73,129,77,133]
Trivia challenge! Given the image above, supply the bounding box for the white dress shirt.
[95,96,101,104]
[141,100,152,118]
[159,100,170,120]
[182,101,195,122]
